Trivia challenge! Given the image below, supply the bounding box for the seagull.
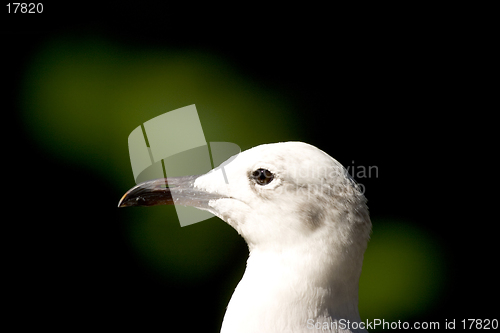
[119,142,371,333]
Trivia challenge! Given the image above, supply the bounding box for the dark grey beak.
[118,175,225,208]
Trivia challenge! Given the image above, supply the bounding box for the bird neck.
[221,243,365,333]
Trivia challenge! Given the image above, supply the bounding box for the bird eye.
[251,168,274,185]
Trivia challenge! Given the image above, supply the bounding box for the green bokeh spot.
[359,219,446,322]
[20,35,300,283]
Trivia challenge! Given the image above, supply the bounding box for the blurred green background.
[4,7,496,332]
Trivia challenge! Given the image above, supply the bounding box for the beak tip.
[117,193,130,208]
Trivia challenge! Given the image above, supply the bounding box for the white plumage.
[120,141,371,333]
[194,142,371,333]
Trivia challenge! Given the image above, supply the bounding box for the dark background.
[3,3,496,332]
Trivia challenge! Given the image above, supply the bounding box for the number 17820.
[6,3,43,13]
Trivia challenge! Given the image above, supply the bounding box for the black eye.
[250,168,274,185]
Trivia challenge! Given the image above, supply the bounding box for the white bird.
[119,142,371,333]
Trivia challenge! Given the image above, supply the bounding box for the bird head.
[119,142,371,254]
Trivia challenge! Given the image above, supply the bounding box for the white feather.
[195,142,371,333]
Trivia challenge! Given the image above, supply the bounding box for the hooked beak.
[118,175,225,209]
